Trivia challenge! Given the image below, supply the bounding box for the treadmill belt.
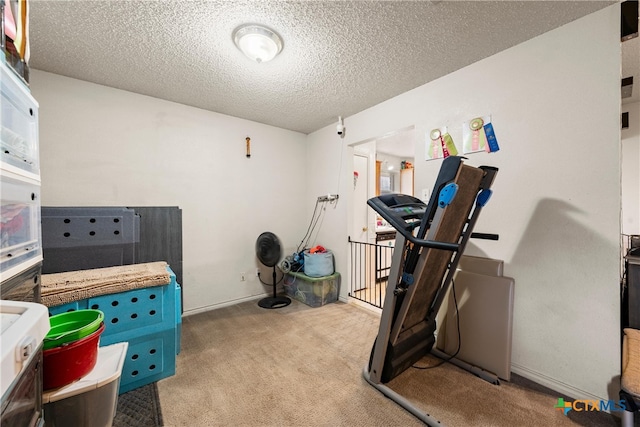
[400,164,484,333]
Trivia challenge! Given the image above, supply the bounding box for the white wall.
[30,71,308,314]
[308,6,621,401]
[622,102,640,236]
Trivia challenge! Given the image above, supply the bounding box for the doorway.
[348,127,416,308]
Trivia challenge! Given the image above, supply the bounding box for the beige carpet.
[157,300,618,426]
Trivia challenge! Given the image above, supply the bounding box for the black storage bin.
[41,207,139,274]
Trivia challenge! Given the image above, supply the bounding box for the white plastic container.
[284,271,340,307]
[43,342,128,427]
[1,60,39,176]
[0,170,42,281]
[0,300,49,398]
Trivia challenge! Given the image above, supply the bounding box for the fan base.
[258,296,292,309]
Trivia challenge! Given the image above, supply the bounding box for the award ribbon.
[443,133,458,156]
[483,122,500,152]
[430,129,457,158]
[470,118,484,151]
[430,129,442,159]
[440,135,450,158]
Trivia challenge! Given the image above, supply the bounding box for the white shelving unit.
[1,59,42,285]
[0,57,45,427]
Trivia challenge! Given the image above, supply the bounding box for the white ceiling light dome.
[233,24,283,63]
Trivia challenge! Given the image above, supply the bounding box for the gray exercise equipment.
[363,156,498,425]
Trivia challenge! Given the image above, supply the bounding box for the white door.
[352,154,373,243]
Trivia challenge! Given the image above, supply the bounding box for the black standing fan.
[256,232,291,309]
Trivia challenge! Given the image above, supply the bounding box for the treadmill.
[363,156,498,425]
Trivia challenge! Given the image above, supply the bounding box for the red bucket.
[43,322,105,390]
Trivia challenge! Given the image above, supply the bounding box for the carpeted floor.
[156,299,623,426]
[113,382,163,427]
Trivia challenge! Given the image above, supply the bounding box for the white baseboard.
[182,294,265,317]
[342,295,382,315]
[510,362,606,402]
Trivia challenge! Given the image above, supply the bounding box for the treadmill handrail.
[394,227,460,252]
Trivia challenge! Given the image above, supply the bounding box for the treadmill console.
[367,193,426,236]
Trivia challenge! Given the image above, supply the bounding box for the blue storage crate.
[47,266,181,393]
[109,326,176,394]
[49,268,177,333]
[48,301,80,315]
[87,284,173,336]
[176,282,182,354]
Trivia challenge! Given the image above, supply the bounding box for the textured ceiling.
[29,1,618,134]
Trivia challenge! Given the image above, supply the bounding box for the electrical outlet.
[421,188,430,202]
[240,272,246,281]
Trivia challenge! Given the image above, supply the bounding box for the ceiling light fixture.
[233,24,283,63]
